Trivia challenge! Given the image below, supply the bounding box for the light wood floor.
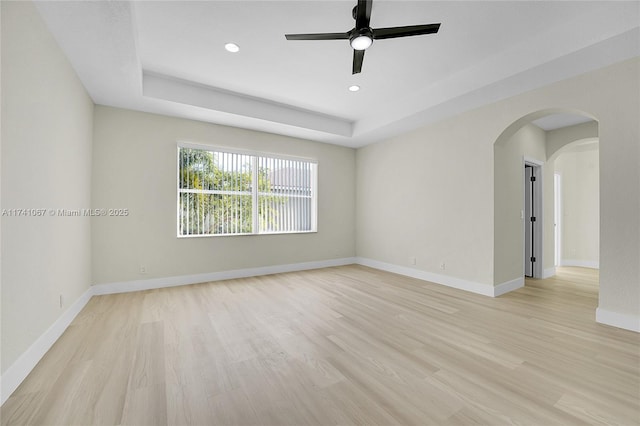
[1,266,638,425]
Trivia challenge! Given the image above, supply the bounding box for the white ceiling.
[531,113,594,131]
[34,1,639,148]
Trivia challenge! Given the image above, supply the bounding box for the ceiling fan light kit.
[350,28,373,50]
[350,35,372,51]
[224,42,240,53]
[285,0,440,74]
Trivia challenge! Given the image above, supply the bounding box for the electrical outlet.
[409,256,416,265]
[440,262,446,270]
[139,265,147,274]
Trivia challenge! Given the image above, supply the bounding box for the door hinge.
[530,176,536,182]
[530,216,536,222]
[530,256,536,262]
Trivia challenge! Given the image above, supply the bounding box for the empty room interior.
[1,1,639,425]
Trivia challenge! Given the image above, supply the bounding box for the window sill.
[177,230,318,239]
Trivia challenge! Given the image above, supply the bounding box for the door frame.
[523,157,544,279]
[554,172,562,267]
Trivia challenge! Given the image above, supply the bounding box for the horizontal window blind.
[178,146,317,237]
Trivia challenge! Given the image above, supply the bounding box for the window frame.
[176,142,318,238]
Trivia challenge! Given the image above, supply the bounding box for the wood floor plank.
[1,266,638,425]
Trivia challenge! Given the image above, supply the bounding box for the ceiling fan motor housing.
[352,5,358,19]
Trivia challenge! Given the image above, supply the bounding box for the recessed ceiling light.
[224,43,240,53]
[348,85,360,92]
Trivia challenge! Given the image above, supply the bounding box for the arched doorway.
[549,137,600,271]
[493,108,598,297]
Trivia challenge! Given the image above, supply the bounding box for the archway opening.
[493,108,599,297]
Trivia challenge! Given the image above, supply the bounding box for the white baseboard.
[494,277,525,296]
[0,257,356,405]
[3,257,631,407]
[596,308,640,333]
[543,267,556,278]
[0,287,93,406]
[355,257,500,297]
[92,257,357,295]
[560,259,599,269]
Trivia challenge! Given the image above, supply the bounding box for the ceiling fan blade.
[355,0,372,28]
[372,23,441,40]
[285,32,350,41]
[352,49,365,74]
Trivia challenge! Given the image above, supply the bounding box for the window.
[178,145,317,237]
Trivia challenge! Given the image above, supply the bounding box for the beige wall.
[547,121,599,159]
[494,124,546,283]
[357,58,639,318]
[356,112,494,285]
[555,144,600,267]
[91,106,356,284]
[1,1,94,373]
[0,0,3,379]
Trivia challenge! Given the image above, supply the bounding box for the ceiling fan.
[285,0,441,74]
